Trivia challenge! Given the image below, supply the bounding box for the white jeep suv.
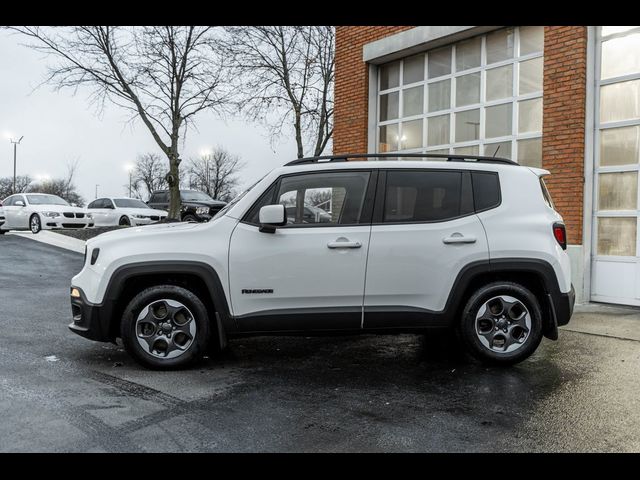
[69,154,574,369]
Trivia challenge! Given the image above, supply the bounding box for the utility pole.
[9,136,24,194]
[95,184,99,199]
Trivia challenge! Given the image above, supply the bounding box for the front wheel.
[119,216,131,226]
[182,214,198,223]
[30,214,41,234]
[457,282,543,366]
[121,285,211,369]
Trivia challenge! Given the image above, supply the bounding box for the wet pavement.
[1,233,640,452]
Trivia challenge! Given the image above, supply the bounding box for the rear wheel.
[120,285,211,369]
[30,214,41,234]
[457,281,543,365]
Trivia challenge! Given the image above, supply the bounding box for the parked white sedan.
[0,193,94,234]
[86,197,168,227]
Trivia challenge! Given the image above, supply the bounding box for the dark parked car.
[147,189,226,223]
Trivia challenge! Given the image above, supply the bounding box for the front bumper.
[69,287,114,342]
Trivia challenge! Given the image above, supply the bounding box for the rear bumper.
[69,287,114,342]
[554,284,575,327]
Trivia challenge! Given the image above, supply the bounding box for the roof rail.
[284,153,518,167]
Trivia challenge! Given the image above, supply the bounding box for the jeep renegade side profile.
[69,154,574,369]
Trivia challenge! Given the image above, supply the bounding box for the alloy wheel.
[475,295,531,353]
[135,299,197,359]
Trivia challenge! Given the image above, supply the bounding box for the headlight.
[42,211,60,218]
[86,213,93,219]
[195,207,209,215]
[133,214,148,219]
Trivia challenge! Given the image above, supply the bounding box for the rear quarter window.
[539,177,555,210]
[471,172,501,212]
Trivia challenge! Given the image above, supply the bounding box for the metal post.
[13,143,17,193]
[128,172,132,197]
[95,184,99,199]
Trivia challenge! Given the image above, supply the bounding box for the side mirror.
[258,204,286,233]
[15,200,25,207]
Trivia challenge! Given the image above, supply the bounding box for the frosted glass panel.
[379,124,399,152]
[380,62,400,90]
[598,172,638,210]
[456,37,481,71]
[485,141,512,159]
[597,217,637,256]
[519,57,543,94]
[519,98,543,133]
[600,80,640,123]
[400,120,423,150]
[380,92,399,121]
[454,145,480,155]
[456,73,481,107]
[428,46,451,78]
[518,138,542,167]
[600,126,640,166]
[486,64,513,101]
[485,103,512,138]
[403,86,423,117]
[520,26,544,55]
[455,109,480,142]
[427,114,450,146]
[403,55,425,84]
[601,33,640,80]
[486,28,515,64]
[428,79,451,112]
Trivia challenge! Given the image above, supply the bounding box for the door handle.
[443,234,477,244]
[327,238,362,249]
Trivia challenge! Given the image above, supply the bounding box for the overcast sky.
[0,30,298,203]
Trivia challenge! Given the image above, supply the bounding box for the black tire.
[30,214,41,234]
[457,281,543,366]
[119,216,131,226]
[120,285,212,370]
[182,214,198,222]
[0,229,6,235]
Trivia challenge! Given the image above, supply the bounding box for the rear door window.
[382,170,472,223]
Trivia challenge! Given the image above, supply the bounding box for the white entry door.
[591,26,640,305]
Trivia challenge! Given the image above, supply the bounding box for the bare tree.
[0,175,32,200]
[6,26,230,219]
[186,147,244,202]
[223,26,335,158]
[130,152,168,201]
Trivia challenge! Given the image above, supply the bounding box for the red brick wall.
[334,25,588,244]
[334,26,413,155]
[542,26,587,245]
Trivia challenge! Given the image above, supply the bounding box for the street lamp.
[124,164,134,197]
[5,133,24,194]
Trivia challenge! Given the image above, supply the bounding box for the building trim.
[362,26,502,64]
[582,25,596,304]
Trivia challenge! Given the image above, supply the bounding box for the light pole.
[7,134,24,194]
[124,164,134,197]
[95,184,100,199]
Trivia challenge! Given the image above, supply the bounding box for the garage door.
[592,26,640,306]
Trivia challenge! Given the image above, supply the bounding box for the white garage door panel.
[591,261,637,301]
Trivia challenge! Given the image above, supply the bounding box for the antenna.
[492,145,501,157]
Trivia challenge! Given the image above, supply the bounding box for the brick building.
[334,26,640,306]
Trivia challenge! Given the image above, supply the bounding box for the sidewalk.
[562,303,640,342]
[8,231,85,254]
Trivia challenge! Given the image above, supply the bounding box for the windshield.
[212,174,268,220]
[180,190,215,202]
[114,198,150,209]
[26,194,69,206]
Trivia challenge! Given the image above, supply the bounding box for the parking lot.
[1,233,640,452]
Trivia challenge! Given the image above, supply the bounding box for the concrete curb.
[8,231,86,254]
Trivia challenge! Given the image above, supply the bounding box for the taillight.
[553,222,567,250]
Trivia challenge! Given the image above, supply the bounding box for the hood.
[87,220,203,247]
[182,200,226,208]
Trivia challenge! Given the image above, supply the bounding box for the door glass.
[383,170,468,222]
[275,172,371,226]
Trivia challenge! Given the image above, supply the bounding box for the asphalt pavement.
[1,233,639,452]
